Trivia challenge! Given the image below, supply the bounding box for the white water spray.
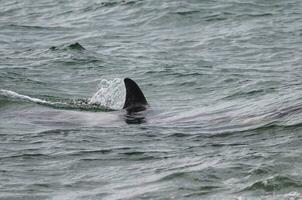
[89,78,126,110]
[0,78,126,110]
[0,89,53,105]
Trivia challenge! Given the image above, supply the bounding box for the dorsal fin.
[123,78,148,113]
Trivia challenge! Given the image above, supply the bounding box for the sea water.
[1,0,302,199]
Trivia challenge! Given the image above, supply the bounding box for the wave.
[243,175,302,192]
[49,42,86,51]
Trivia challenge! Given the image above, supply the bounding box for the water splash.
[0,78,126,111]
[89,78,126,110]
[0,89,52,105]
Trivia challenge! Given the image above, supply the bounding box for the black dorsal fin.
[123,78,148,112]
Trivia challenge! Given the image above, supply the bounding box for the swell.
[242,175,302,192]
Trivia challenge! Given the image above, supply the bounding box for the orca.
[123,78,148,114]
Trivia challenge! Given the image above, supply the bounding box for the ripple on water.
[1,0,302,199]
[243,175,302,192]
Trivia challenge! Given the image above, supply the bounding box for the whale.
[122,78,149,124]
[123,78,148,113]
[0,77,283,128]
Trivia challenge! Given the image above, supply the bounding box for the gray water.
[1,0,302,199]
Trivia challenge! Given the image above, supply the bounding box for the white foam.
[0,89,52,104]
[89,78,125,110]
[234,192,302,200]
[0,78,125,110]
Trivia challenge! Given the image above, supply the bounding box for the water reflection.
[124,111,147,124]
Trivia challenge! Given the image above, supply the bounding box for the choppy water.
[1,0,302,199]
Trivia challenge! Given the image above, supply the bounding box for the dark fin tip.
[123,78,148,113]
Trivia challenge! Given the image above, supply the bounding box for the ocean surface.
[1,0,302,199]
